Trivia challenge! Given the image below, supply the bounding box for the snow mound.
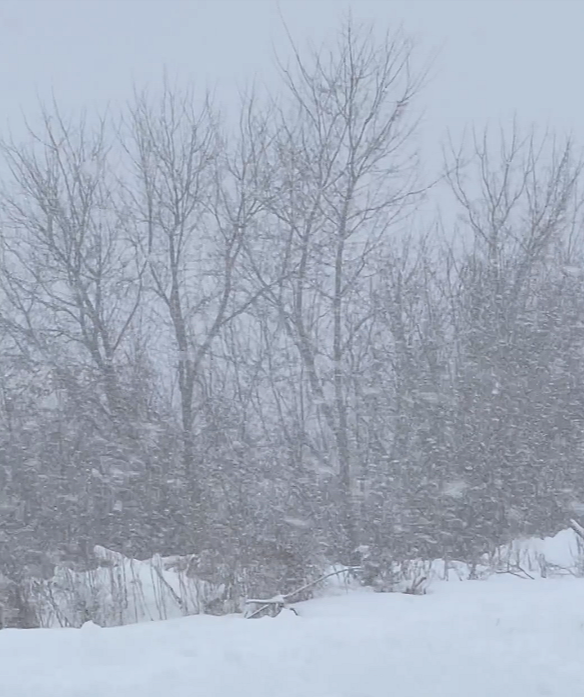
[3,577,584,696]
[497,527,584,574]
[34,546,226,628]
[30,527,584,628]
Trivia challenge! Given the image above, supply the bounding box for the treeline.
[0,21,583,614]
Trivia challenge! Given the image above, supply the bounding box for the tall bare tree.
[0,106,144,434]
[248,21,427,559]
[124,82,270,537]
[443,125,584,552]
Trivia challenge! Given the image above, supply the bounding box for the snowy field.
[2,575,584,697]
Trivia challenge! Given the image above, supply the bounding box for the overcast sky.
[0,0,581,174]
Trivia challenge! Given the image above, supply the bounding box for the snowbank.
[33,546,226,628]
[495,527,584,575]
[30,527,584,628]
[3,576,584,696]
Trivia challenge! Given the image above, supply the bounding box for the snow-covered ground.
[3,574,584,697]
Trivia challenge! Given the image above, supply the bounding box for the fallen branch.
[244,567,360,619]
[403,575,428,595]
[569,519,584,542]
[495,563,534,580]
[542,562,576,577]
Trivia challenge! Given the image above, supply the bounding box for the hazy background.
[1,0,584,630]
[0,0,581,159]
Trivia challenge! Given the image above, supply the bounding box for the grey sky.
[0,0,581,167]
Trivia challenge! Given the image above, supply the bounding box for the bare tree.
[0,103,159,592]
[247,20,428,560]
[443,124,584,551]
[0,105,144,434]
[446,124,583,321]
[124,82,269,537]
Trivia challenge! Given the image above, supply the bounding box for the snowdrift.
[29,526,584,628]
[2,575,584,697]
[32,545,227,628]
